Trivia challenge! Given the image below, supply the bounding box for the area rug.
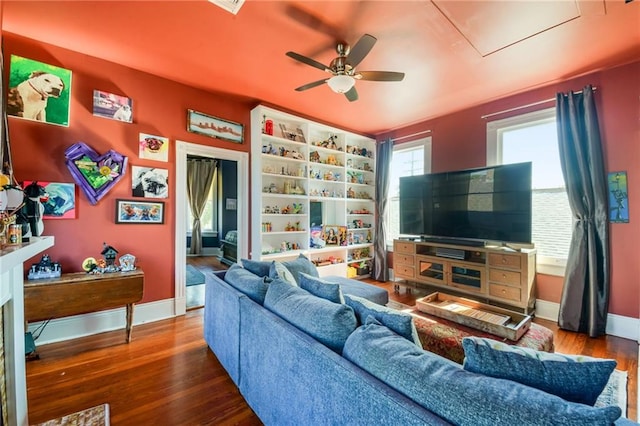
[34,403,110,425]
[186,265,206,287]
[595,369,627,416]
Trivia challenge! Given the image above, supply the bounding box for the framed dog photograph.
[131,166,169,199]
[23,181,76,219]
[93,90,133,123]
[187,109,243,144]
[115,199,165,224]
[138,133,169,162]
[7,55,72,126]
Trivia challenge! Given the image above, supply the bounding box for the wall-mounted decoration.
[131,166,168,198]
[138,133,169,162]
[226,198,237,210]
[23,181,76,219]
[65,142,128,205]
[608,171,629,223]
[115,199,164,224]
[187,109,243,143]
[93,90,133,123]
[6,55,72,126]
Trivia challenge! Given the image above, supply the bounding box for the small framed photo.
[115,199,165,224]
[138,133,169,162]
[187,109,243,143]
[23,181,76,219]
[93,90,133,123]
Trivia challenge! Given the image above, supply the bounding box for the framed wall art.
[608,171,629,223]
[115,199,165,224]
[93,90,133,123]
[23,181,76,219]
[187,109,243,143]
[7,55,72,126]
[131,166,168,198]
[138,133,169,162]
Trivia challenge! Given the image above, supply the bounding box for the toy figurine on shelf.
[27,254,62,280]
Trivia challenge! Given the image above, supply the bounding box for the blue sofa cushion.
[270,261,298,286]
[268,254,319,285]
[224,264,271,305]
[322,276,389,305]
[462,336,617,406]
[344,294,421,347]
[299,272,344,304]
[264,279,357,353]
[241,258,271,277]
[343,318,622,426]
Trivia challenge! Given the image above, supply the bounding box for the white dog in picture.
[113,104,132,122]
[132,167,169,199]
[7,71,65,122]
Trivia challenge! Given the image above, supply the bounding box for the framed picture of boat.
[187,109,244,144]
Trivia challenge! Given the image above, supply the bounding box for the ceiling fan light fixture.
[327,75,355,93]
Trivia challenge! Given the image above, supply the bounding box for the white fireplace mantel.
[0,236,54,426]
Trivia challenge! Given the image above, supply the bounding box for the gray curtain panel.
[187,158,217,255]
[373,139,392,281]
[556,85,609,337]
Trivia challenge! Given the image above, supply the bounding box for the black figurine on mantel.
[101,242,119,268]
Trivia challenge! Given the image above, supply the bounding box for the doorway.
[174,141,249,316]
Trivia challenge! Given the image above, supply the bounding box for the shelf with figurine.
[251,105,376,278]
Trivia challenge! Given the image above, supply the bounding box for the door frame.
[174,140,249,315]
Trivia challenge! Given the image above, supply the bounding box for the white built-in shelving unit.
[250,105,376,278]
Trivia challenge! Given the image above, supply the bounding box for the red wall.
[4,33,253,303]
[382,60,640,319]
[5,32,639,319]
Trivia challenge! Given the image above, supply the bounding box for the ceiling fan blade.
[344,86,358,102]
[346,34,377,67]
[356,71,405,82]
[295,79,328,92]
[286,51,331,73]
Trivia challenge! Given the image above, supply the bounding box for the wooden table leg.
[126,303,134,343]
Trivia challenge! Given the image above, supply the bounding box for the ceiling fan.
[286,34,405,102]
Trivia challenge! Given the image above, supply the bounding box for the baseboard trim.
[28,298,176,346]
[535,299,639,341]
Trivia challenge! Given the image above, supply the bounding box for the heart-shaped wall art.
[65,142,127,205]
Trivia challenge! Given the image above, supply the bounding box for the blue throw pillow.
[241,258,272,277]
[264,279,357,354]
[344,294,421,347]
[343,318,621,426]
[268,254,319,285]
[299,273,344,304]
[270,261,298,286]
[223,264,271,305]
[462,336,617,406]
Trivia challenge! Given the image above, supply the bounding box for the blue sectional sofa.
[204,265,637,426]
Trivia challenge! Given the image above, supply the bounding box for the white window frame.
[386,137,432,249]
[486,107,567,276]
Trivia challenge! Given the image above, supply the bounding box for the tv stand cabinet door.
[448,261,485,294]
[416,255,447,286]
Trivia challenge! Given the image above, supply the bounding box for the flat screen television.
[399,162,532,246]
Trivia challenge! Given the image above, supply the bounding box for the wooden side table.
[24,269,144,343]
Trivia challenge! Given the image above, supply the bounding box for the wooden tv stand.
[393,239,536,314]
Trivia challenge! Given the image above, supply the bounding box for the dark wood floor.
[186,256,228,310]
[27,276,637,425]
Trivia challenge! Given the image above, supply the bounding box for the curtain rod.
[382,129,432,143]
[481,86,598,120]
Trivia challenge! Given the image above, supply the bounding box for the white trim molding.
[535,299,639,342]
[174,141,249,316]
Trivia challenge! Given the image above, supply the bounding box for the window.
[487,107,571,275]
[386,138,432,246]
[187,174,219,235]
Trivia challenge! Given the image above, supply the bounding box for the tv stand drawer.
[488,268,521,285]
[395,264,415,279]
[489,283,521,302]
[394,253,414,266]
[489,253,521,269]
